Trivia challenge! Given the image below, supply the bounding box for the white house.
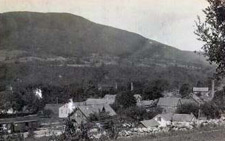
[154,113,173,127]
[154,113,196,127]
[59,99,84,118]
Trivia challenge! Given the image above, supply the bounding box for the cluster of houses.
[43,80,216,129]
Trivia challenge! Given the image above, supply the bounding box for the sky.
[0,0,209,51]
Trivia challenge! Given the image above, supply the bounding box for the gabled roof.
[74,104,116,118]
[137,100,154,107]
[172,114,196,122]
[180,98,199,106]
[193,87,209,92]
[157,97,180,107]
[192,94,205,105]
[85,98,113,105]
[140,119,160,128]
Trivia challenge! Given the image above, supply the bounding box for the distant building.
[154,113,196,127]
[157,97,181,113]
[193,87,209,93]
[134,94,142,103]
[59,100,84,118]
[172,114,196,123]
[59,97,115,118]
[69,104,116,125]
[137,100,156,109]
[139,119,160,128]
[103,94,116,104]
[154,113,173,127]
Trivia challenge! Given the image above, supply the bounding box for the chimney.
[211,80,215,99]
[131,82,134,91]
[115,82,118,90]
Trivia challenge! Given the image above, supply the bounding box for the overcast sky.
[0,0,208,51]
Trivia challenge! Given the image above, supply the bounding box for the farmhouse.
[154,113,196,127]
[59,101,85,118]
[154,113,173,127]
[137,100,156,109]
[172,114,196,122]
[69,104,116,125]
[139,119,160,128]
[157,97,181,113]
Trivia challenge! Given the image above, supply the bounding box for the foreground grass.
[117,127,225,141]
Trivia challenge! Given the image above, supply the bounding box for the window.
[157,117,161,121]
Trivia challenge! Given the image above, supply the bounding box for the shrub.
[177,104,199,117]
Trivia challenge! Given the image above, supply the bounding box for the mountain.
[0,12,215,89]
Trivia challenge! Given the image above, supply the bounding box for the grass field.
[117,127,225,141]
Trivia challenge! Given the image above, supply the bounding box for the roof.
[44,104,63,115]
[172,114,196,122]
[75,104,116,118]
[155,113,174,121]
[193,87,209,92]
[157,97,180,107]
[103,94,116,100]
[192,94,205,105]
[140,119,160,128]
[180,98,198,106]
[0,115,39,124]
[85,98,113,105]
[137,100,154,107]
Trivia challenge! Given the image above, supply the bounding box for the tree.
[179,83,191,98]
[195,0,225,77]
[177,104,200,117]
[200,102,220,119]
[143,79,169,100]
[114,91,136,109]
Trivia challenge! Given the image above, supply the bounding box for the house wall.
[154,116,170,127]
[59,105,72,118]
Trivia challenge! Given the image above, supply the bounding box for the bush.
[114,91,136,109]
[42,109,54,118]
[200,102,220,119]
[176,104,199,117]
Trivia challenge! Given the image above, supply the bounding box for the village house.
[137,100,157,109]
[157,97,181,113]
[59,100,85,118]
[134,94,142,103]
[172,114,196,123]
[154,113,196,127]
[69,104,116,125]
[139,119,160,128]
[192,80,215,104]
[154,113,173,127]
